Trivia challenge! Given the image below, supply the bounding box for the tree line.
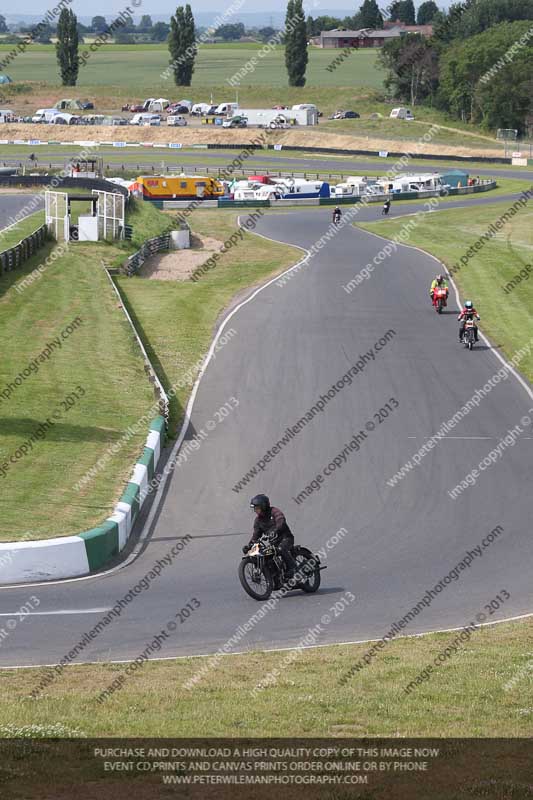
[379,0,533,133]
[306,0,440,37]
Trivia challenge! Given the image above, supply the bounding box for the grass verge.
[358,199,533,380]
[0,210,160,541]
[0,209,45,250]
[2,618,531,737]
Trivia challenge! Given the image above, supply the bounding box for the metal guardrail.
[0,223,47,276]
[104,266,169,420]
[122,232,171,276]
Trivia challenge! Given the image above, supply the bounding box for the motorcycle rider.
[333,206,341,224]
[429,274,449,306]
[244,494,297,579]
[382,197,391,215]
[458,300,480,342]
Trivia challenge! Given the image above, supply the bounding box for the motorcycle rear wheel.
[294,547,321,593]
[239,558,273,601]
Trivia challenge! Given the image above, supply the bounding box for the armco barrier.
[217,198,270,209]
[122,232,171,276]
[0,223,47,276]
[105,267,169,420]
[0,174,129,198]
[0,416,166,584]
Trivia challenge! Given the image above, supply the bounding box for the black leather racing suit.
[250,506,297,575]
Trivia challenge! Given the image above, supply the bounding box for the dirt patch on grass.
[139,232,223,281]
[0,122,507,159]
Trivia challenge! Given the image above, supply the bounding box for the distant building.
[318,24,433,49]
[383,20,434,36]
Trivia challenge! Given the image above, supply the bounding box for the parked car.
[110,116,128,125]
[329,110,360,119]
[122,103,144,113]
[222,115,248,128]
[167,105,190,115]
[80,99,94,110]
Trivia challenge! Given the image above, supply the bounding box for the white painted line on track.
[0,609,111,616]
[2,611,532,670]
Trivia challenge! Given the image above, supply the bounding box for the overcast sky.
[13,1,454,18]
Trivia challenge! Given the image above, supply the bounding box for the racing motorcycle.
[462,318,477,350]
[432,286,448,314]
[239,533,325,601]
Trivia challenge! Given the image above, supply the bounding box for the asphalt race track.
[4,148,533,182]
[1,190,532,670]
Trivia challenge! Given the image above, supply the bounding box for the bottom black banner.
[1,738,532,798]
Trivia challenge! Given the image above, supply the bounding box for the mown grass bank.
[0,204,171,541]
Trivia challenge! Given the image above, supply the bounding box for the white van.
[167,115,187,126]
[191,102,211,116]
[215,102,239,115]
[390,107,414,120]
[32,108,58,123]
[291,103,317,111]
[130,113,160,126]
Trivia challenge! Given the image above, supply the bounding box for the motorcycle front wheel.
[239,558,273,601]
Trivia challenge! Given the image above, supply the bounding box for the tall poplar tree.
[168,4,197,86]
[285,0,308,87]
[56,8,79,86]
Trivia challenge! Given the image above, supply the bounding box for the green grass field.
[358,199,533,381]
[0,44,385,90]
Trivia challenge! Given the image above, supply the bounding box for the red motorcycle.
[432,286,448,314]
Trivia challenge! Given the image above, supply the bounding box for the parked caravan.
[132,174,225,200]
[331,175,379,197]
[147,98,171,112]
[191,102,212,116]
[389,107,414,120]
[391,173,444,193]
[276,178,330,199]
[50,112,78,125]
